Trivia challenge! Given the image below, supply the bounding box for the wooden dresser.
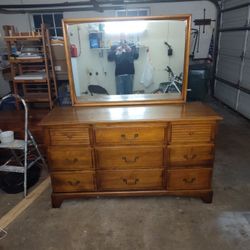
[40,102,222,208]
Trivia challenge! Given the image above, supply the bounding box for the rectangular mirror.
[63,15,191,106]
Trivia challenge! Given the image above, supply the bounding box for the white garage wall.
[64,1,217,59]
[0,14,31,48]
[0,1,217,59]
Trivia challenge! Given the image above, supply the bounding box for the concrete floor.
[0,99,250,250]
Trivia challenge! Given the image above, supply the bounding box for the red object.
[70,44,78,57]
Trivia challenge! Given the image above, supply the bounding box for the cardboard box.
[54,59,67,72]
[51,40,66,61]
[54,59,68,80]
[51,40,68,80]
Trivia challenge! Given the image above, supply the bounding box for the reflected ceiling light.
[104,21,147,34]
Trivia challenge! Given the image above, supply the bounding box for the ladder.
[0,94,47,197]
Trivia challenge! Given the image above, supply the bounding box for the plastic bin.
[187,64,210,101]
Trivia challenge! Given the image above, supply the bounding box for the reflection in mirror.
[65,17,189,104]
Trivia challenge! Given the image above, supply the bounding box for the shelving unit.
[4,24,58,109]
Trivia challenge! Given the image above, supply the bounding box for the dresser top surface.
[40,102,222,126]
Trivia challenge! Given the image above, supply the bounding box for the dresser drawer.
[49,127,90,145]
[170,122,215,144]
[94,125,166,145]
[96,146,164,169]
[97,169,164,191]
[167,168,212,190]
[48,146,93,171]
[51,171,96,192]
[168,144,214,167]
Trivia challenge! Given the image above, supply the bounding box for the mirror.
[63,16,191,106]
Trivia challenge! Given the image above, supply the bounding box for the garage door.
[215,0,250,119]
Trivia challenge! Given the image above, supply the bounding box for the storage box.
[51,40,68,80]
[54,60,68,80]
[54,59,67,72]
[51,40,66,60]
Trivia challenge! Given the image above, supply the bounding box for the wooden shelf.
[4,24,58,110]
[13,79,48,83]
[9,58,45,63]
[4,35,42,42]
[23,92,50,102]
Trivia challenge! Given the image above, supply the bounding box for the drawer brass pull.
[73,158,78,163]
[63,133,73,139]
[122,156,139,163]
[68,180,80,186]
[123,178,139,185]
[121,133,139,141]
[184,154,197,160]
[183,178,196,184]
[65,158,79,164]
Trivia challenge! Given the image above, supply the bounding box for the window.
[116,8,150,17]
[33,13,63,37]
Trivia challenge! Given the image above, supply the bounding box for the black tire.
[165,84,177,93]
[152,88,164,94]
[0,164,41,194]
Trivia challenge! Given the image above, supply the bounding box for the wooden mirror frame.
[62,15,191,107]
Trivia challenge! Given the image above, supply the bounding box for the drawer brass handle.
[183,178,196,184]
[65,158,79,164]
[123,178,139,185]
[122,156,139,163]
[184,154,197,160]
[73,158,78,163]
[63,133,73,139]
[121,133,139,141]
[68,180,80,186]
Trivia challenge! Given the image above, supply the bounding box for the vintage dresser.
[40,102,222,207]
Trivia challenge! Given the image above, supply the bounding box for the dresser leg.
[51,195,63,208]
[201,191,213,203]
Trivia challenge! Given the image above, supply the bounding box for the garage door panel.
[223,0,249,10]
[244,32,250,59]
[219,31,246,57]
[216,55,241,84]
[218,0,250,117]
[240,58,250,90]
[221,8,249,29]
[237,91,250,119]
[214,81,238,109]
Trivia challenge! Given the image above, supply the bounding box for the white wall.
[0,1,217,58]
[0,14,31,48]
[64,1,217,59]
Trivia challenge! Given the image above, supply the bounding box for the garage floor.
[0,99,250,250]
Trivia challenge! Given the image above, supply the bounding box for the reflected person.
[108,41,139,95]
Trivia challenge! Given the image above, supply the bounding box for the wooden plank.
[0,177,50,229]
